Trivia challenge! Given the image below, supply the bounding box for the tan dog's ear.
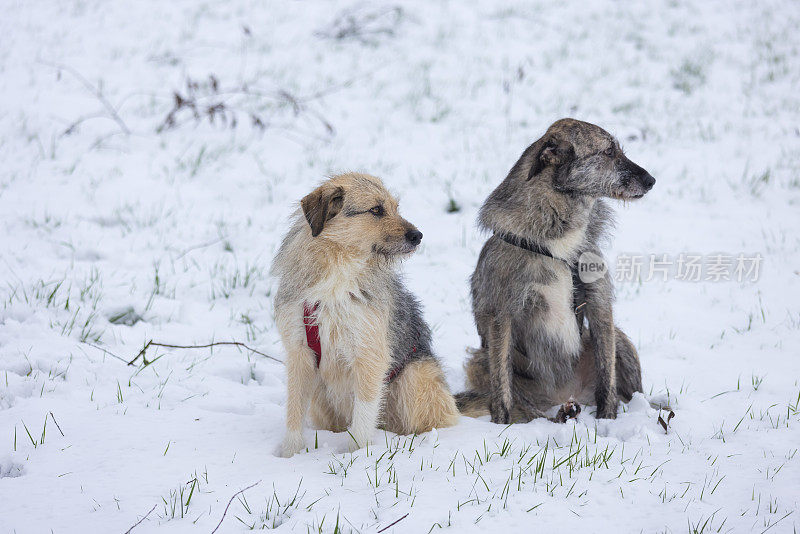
[301,184,344,237]
[528,136,575,179]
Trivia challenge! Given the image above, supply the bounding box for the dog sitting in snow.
[272,172,459,457]
[456,118,655,424]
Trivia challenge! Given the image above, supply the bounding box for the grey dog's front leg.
[583,271,618,419]
[487,318,513,424]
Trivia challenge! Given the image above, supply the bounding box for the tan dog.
[272,172,459,457]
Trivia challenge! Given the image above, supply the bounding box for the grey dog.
[456,118,655,423]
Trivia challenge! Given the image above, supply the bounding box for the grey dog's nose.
[640,173,656,190]
[405,229,422,246]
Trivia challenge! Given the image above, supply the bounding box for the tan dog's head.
[300,173,422,258]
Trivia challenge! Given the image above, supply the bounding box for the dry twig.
[123,504,157,534]
[210,480,261,534]
[377,513,409,532]
[127,340,282,366]
[39,60,131,135]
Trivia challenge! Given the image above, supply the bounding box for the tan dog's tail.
[454,391,490,418]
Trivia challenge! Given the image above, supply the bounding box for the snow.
[2,0,799,532]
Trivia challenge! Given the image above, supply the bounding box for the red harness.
[303,301,323,367]
[303,301,415,383]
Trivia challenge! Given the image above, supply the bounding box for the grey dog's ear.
[528,136,575,179]
[301,184,344,237]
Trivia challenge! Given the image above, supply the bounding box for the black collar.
[495,232,572,267]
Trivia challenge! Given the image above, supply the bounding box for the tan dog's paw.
[553,400,581,423]
[279,433,305,458]
[343,430,372,453]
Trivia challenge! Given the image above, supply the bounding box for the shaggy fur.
[272,172,459,457]
[456,118,655,423]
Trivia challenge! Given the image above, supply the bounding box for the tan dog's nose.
[405,229,422,246]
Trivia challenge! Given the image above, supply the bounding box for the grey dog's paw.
[596,399,619,420]
[489,398,511,424]
[553,400,581,423]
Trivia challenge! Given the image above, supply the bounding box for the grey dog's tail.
[454,391,490,418]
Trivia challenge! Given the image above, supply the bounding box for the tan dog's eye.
[603,147,615,157]
[369,205,385,217]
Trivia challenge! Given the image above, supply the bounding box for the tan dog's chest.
[314,302,370,375]
[309,297,390,412]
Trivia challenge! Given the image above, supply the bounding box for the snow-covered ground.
[2,0,799,532]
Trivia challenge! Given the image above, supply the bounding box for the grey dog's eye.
[603,146,615,157]
[369,205,385,217]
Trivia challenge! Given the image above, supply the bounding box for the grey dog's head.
[526,118,655,200]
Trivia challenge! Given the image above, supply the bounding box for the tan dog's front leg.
[281,348,316,457]
[348,342,389,451]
